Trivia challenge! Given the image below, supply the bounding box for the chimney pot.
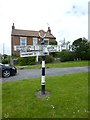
[12,23,15,29]
[47,27,51,34]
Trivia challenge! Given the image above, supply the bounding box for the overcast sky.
[0,0,89,55]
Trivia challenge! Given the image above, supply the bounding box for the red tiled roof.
[11,29,56,39]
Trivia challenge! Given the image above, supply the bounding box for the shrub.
[39,55,54,63]
[18,57,36,66]
[38,56,42,64]
[57,50,74,62]
[50,52,58,58]
[2,59,9,64]
[49,41,57,45]
[45,55,54,63]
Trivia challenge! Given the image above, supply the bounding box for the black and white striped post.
[41,55,45,94]
[39,30,46,95]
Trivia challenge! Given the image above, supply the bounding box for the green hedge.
[18,57,36,66]
[2,59,9,64]
[39,55,54,63]
[57,50,74,62]
[49,41,57,45]
[45,55,54,63]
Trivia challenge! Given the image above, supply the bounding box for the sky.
[0,0,89,55]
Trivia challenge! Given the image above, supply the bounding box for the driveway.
[2,66,89,82]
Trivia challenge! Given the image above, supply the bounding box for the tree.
[72,37,90,60]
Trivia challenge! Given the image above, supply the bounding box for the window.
[44,39,49,45]
[20,37,27,46]
[20,37,27,53]
[33,38,38,45]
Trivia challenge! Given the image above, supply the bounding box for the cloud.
[66,1,88,16]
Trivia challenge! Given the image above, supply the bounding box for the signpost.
[14,30,61,95]
[14,45,60,54]
[20,51,49,57]
[14,45,42,51]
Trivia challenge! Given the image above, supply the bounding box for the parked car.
[0,63,17,78]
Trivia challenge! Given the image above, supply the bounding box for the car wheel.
[3,70,10,78]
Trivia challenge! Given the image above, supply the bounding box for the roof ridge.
[14,29,39,32]
[11,28,56,39]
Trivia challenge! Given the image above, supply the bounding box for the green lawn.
[0,82,2,119]
[2,72,89,118]
[17,60,89,69]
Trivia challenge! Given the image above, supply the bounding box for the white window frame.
[20,37,27,46]
[20,37,27,53]
[33,38,38,45]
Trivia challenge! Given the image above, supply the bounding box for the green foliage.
[39,55,54,64]
[49,41,57,45]
[72,38,90,60]
[86,48,90,60]
[57,50,74,62]
[18,57,36,66]
[2,55,10,64]
[38,56,42,63]
[50,52,58,58]
[12,54,19,58]
[2,59,9,64]
[45,55,54,63]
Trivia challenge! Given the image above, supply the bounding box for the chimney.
[12,23,15,29]
[47,27,51,34]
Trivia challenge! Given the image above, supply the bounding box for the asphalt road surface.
[2,66,89,82]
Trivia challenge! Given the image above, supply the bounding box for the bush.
[2,55,10,64]
[39,55,54,63]
[49,41,57,45]
[86,49,90,60]
[2,59,9,64]
[38,56,42,64]
[57,50,74,62]
[18,57,36,66]
[45,55,54,63]
[50,52,58,58]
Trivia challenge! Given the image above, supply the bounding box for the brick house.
[11,23,56,56]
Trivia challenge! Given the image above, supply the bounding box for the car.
[0,63,17,78]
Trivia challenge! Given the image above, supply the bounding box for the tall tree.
[72,37,90,60]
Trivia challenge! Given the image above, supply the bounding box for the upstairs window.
[33,38,38,45]
[20,37,27,53]
[20,37,27,46]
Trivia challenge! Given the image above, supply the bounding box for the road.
[2,66,89,82]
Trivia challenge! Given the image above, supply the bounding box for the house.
[11,23,56,56]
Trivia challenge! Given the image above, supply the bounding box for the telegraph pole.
[3,43,5,59]
[3,43,5,55]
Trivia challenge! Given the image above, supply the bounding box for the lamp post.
[39,30,46,95]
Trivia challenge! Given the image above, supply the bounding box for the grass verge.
[17,60,89,69]
[0,80,2,119]
[2,72,89,118]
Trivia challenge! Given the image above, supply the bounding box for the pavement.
[1,66,89,82]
